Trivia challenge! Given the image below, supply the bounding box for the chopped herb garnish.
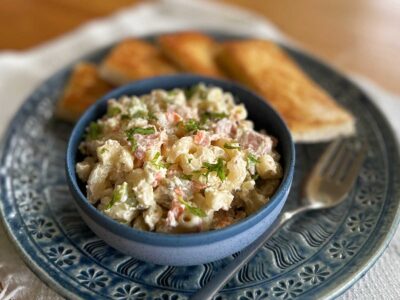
[150,152,169,169]
[252,173,260,180]
[106,182,128,210]
[126,127,156,136]
[125,127,157,152]
[153,152,160,161]
[86,122,102,140]
[247,153,260,164]
[107,106,121,117]
[121,114,131,120]
[188,158,193,163]
[124,129,139,151]
[178,196,207,217]
[183,119,201,133]
[127,136,138,151]
[203,158,227,181]
[224,142,241,150]
[100,148,108,154]
[201,111,228,122]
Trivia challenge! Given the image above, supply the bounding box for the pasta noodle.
[77,84,283,232]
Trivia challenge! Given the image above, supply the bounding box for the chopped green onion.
[153,152,161,161]
[126,127,156,136]
[201,111,228,122]
[150,152,169,169]
[224,142,241,150]
[106,182,128,210]
[178,196,207,217]
[247,153,260,164]
[107,106,121,117]
[125,129,139,151]
[203,158,227,181]
[183,119,201,133]
[86,122,102,140]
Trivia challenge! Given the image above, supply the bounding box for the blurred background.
[0,0,399,93]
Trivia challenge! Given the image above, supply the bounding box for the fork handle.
[191,211,296,300]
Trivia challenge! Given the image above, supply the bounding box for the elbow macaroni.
[77,84,283,233]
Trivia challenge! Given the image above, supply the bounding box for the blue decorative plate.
[1,33,399,300]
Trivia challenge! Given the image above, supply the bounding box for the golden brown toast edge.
[99,39,177,85]
[216,40,355,142]
[56,62,113,122]
[157,31,225,77]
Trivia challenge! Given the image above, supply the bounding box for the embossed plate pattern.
[1,33,400,299]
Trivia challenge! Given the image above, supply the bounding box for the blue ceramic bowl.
[66,74,295,266]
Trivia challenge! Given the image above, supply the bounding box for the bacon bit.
[173,112,182,123]
[215,119,235,137]
[166,111,182,124]
[168,168,178,177]
[239,131,273,155]
[194,130,211,146]
[134,133,161,152]
[192,181,207,192]
[174,188,183,196]
[166,199,185,227]
[134,148,145,160]
[167,164,179,177]
[152,172,163,187]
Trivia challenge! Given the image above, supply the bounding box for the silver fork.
[191,139,368,300]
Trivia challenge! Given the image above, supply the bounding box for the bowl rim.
[65,74,295,247]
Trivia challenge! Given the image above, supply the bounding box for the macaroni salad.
[76,84,282,233]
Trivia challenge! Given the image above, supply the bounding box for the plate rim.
[0,31,399,299]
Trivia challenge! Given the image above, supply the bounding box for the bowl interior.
[66,74,295,246]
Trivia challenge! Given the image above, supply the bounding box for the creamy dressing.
[76,84,282,233]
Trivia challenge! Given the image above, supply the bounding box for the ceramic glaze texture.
[0,34,399,300]
[65,75,294,266]
[76,199,285,266]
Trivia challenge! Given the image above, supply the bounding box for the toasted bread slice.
[216,40,355,142]
[56,62,113,122]
[99,39,176,85]
[157,32,224,77]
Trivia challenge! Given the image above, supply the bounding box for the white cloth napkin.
[0,1,399,299]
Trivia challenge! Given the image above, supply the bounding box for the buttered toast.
[157,32,224,77]
[99,39,177,85]
[56,62,113,122]
[216,40,355,142]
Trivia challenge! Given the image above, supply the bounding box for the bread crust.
[56,62,113,122]
[216,40,355,142]
[99,39,177,85]
[157,31,224,77]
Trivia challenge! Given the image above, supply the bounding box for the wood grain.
[0,0,399,93]
[220,0,400,94]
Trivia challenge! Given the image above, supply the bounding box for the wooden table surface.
[0,0,399,94]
